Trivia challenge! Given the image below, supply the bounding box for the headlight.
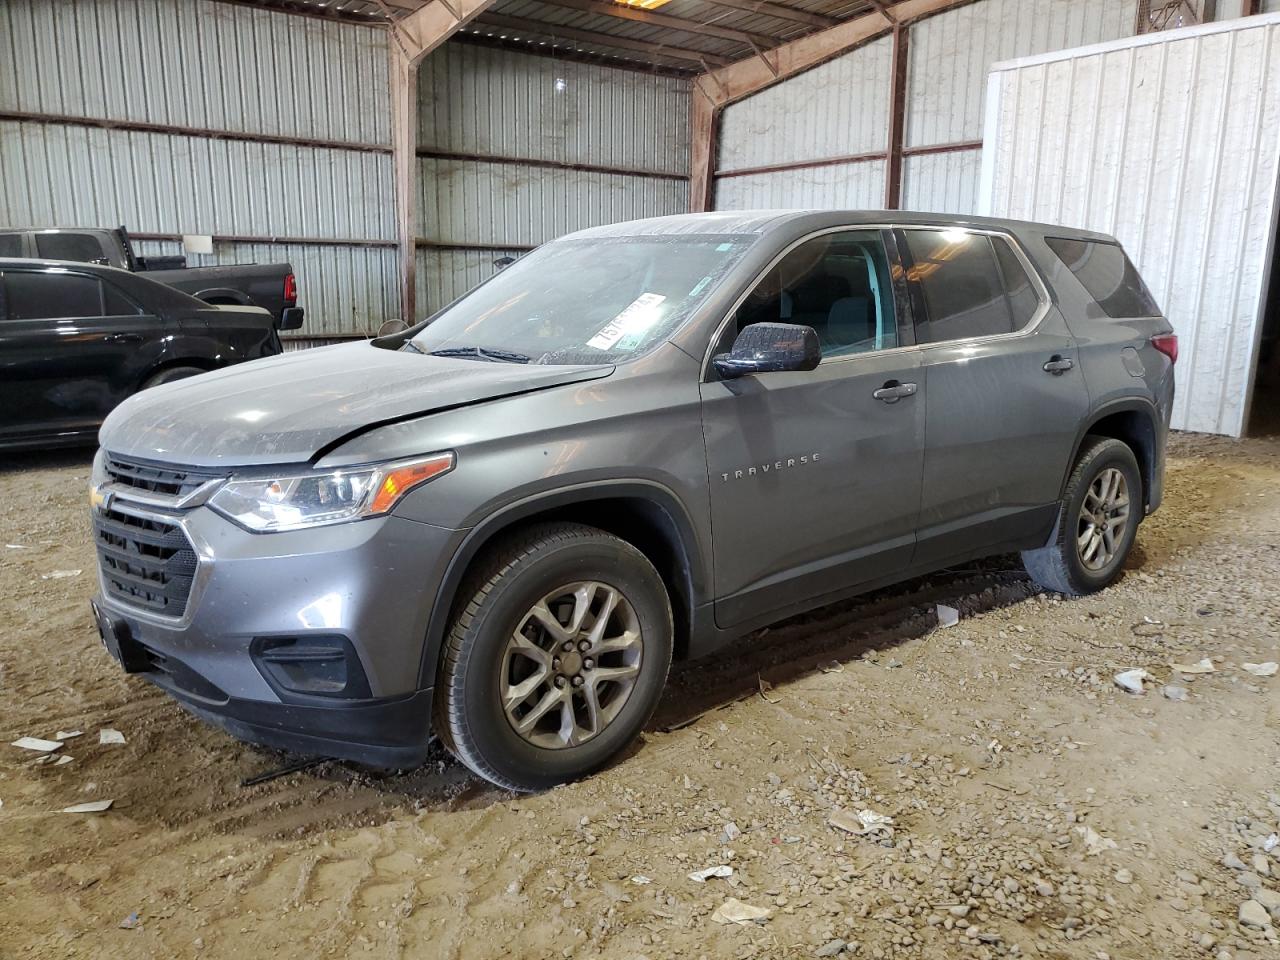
[208,452,454,532]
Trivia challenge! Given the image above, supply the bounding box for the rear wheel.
[435,523,673,791]
[141,365,205,389]
[1022,436,1142,596]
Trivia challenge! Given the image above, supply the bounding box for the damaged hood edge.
[99,341,615,468]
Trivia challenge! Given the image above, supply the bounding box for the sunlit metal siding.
[717,36,893,173]
[0,0,390,145]
[417,43,690,175]
[980,15,1280,438]
[0,121,394,242]
[906,0,1137,150]
[417,158,688,245]
[714,161,886,210]
[901,149,983,214]
[1266,0,1280,13]
[416,247,530,317]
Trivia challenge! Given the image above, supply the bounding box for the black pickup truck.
[0,226,303,329]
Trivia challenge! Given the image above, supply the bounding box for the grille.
[94,507,198,616]
[104,455,220,499]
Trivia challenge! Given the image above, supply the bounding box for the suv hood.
[99,342,614,467]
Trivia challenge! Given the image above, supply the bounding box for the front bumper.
[92,504,463,768]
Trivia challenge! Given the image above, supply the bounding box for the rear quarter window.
[1045,237,1161,318]
[35,233,105,264]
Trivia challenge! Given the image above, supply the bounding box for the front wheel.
[435,523,673,792]
[1022,436,1142,596]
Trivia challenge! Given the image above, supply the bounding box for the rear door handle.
[872,380,918,403]
[1043,356,1074,374]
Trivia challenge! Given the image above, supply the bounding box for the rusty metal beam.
[883,24,908,209]
[689,88,718,212]
[128,231,396,248]
[715,149,885,180]
[474,12,733,66]
[417,147,688,181]
[901,139,982,157]
[697,0,975,107]
[538,0,783,49]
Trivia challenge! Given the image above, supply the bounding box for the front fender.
[414,478,710,689]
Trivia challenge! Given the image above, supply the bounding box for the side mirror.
[712,322,821,379]
[376,318,409,337]
[278,306,305,331]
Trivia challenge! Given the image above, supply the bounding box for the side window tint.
[1044,237,1162,318]
[6,272,104,320]
[732,230,898,359]
[0,234,24,257]
[903,230,1014,342]
[35,233,104,263]
[103,281,144,316]
[992,237,1041,329]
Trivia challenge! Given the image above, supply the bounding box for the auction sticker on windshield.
[587,293,667,351]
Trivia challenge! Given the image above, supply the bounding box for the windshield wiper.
[427,346,530,364]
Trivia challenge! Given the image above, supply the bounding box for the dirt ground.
[1,433,1279,960]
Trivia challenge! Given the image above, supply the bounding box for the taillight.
[283,273,297,303]
[1151,333,1178,364]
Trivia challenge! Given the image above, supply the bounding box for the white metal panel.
[714,161,886,210]
[1266,0,1280,14]
[980,15,1280,437]
[0,0,390,145]
[418,43,690,174]
[717,36,893,172]
[417,158,689,246]
[0,121,395,242]
[416,247,530,317]
[906,0,1137,149]
[901,149,983,213]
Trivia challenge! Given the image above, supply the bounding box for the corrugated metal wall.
[415,44,691,315]
[711,0,1137,215]
[905,0,1138,214]
[979,15,1280,437]
[0,0,394,339]
[713,36,892,209]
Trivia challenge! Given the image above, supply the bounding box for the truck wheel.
[435,523,673,792]
[1022,436,1142,596]
[142,366,205,389]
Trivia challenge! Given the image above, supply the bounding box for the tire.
[435,522,673,792]
[142,365,205,389]
[1022,436,1142,596]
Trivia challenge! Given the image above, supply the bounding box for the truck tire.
[1022,436,1142,596]
[435,522,673,792]
[142,366,205,389]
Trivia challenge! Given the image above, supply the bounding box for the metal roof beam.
[474,12,734,65]
[536,0,784,49]
[694,0,840,30]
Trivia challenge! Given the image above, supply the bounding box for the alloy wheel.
[1076,467,1130,571]
[500,581,643,749]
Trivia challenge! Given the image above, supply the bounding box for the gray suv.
[89,211,1176,791]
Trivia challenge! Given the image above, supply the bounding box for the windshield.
[408,235,754,364]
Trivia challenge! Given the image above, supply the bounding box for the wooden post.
[883,24,909,210]
[384,0,497,322]
[390,44,418,323]
[689,84,718,212]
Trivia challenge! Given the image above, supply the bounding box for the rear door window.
[902,229,1016,343]
[731,229,900,359]
[1044,237,1162,318]
[5,271,104,320]
[103,281,144,316]
[35,232,105,264]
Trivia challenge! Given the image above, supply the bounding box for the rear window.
[35,232,104,264]
[1045,237,1161,318]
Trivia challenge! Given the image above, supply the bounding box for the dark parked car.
[0,258,286,451]
[89,211,1176,791]
[0,226,303,328]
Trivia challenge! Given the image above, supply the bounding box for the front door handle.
[872,380,918,403]
[1043,355,1074,375]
